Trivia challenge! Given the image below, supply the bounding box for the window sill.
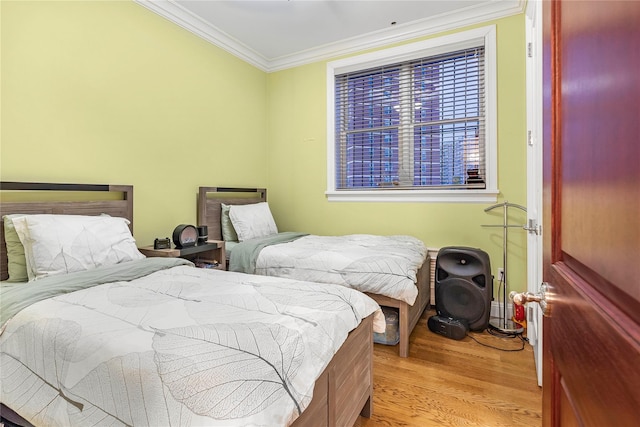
[325,189,499,203]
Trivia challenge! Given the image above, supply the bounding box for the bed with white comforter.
[0,258,383,427]
[198,187,431,358]
[229,233,427,306]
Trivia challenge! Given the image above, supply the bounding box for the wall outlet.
[497,268,504,280]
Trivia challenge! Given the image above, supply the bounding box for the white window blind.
[334,47,486,191]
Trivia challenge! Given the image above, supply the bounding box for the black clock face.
[173,225,198,248]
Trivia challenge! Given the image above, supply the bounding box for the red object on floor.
[514,303,525,322]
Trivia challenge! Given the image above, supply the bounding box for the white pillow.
[229,202,278,242]
[12,214,145,281]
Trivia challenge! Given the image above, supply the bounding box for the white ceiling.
[135,0,524,72]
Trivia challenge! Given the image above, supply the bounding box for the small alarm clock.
[172,224,198,248]
[153,237,171,250]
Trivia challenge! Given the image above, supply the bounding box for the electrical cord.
[466,329,528,352]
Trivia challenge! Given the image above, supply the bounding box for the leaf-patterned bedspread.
[248,234,428,305]
[0,260,383,426]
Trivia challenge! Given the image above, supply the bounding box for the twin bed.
[197,186,431,358]
[0,182,383,427]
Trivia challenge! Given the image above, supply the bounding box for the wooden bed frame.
[197,186,431,358]
[0,182,134,282]
[0,182,373,427]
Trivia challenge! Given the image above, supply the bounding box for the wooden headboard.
[197,187,266,241]
[0,182,134,281]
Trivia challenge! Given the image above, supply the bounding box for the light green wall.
[1,1,528,294]
[266,14,529,295]
[1,0,268,246]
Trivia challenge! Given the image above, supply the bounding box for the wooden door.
[542,0,640,425]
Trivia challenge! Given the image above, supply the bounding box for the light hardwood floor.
[355,309,542,427]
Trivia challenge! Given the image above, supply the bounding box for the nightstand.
[139,240,226,270]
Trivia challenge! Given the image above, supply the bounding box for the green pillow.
[220,203,239,242]
[3,214,29,282]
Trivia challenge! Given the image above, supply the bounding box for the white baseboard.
[490,300,514,319]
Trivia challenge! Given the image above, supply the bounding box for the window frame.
[326,25,498,203]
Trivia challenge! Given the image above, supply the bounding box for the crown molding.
[134,0,270,70]
[134,0,526,73]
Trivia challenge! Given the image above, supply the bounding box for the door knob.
[509,282,550,316]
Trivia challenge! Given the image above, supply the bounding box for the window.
[326,26,498,202]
